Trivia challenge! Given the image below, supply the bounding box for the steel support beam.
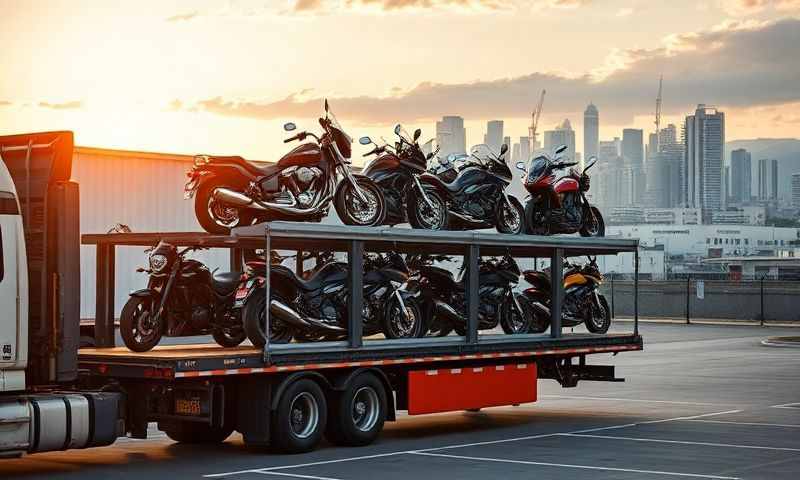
[347,240,364,348]
[94,243,116,347]
[230,247,243,272]
[550,249,563,339]
[634,251,639,336]
[263,227,271,364]
[466,244,480,344]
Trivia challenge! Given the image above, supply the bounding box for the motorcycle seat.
[209,155,283,178]
[291,262,348,291]
[212,271,241,296]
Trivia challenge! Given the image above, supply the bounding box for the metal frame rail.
[82,223,640,361]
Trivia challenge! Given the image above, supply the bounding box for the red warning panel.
[407,363,537,415]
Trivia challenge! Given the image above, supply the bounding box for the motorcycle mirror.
[359,136,372,145]
[394,124,402,135]
[413,128,422,141]
[284,122,297,132]
[584,156,597,172]
[554,144,568,155]
[324,99,329,113]
[500,143,509,155]
[515,161,526,171]
[426,152,434,160]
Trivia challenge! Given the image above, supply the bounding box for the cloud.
[166,11,199,22]
[280,0,592,14]
[38,100,83,110]
[184,18,800,125]
[615,7,634,16]
[0,100,11,107]
[718,0,800,16]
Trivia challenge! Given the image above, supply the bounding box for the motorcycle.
[361,125,438,226]
[409,143,525,234]
[515,144,604,237]
[241,250,424,346]
[119,241,246,352]
[184,100,386,233]
[405,253,531,336]
[518,256,611,334]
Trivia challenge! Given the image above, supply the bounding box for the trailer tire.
[161,422,233,444]
[325,372,387,446]
[272,378,327,453]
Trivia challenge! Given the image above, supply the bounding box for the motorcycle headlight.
[149,253,168,272]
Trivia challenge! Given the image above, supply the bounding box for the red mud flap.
[407,363,537,415]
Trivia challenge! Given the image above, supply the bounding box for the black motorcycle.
[518,256,611,334]
[184,100,386,233]
[405,253,531,336]
[120,241,246,352]
[409,143,525,234]
[361,125,437,226]
[242,251,424,346]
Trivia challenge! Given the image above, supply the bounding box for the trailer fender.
[329,368,396,422]
[270,372,333,411]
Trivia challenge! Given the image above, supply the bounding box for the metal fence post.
[347,240,364,348]
[550,249,564,339]
[685,274,691,325]
[466,244,480,344]
[610,274,615,319]
[634,253,639,337]
[760,276,765,327]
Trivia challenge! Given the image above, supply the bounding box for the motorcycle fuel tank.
[554,177,580,194]
[277,143,322,169]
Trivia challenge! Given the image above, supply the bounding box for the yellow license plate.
[175,398,202,415]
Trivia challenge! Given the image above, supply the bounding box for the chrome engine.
[282,166,323,208]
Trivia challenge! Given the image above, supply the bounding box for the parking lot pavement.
[3,323,799,480]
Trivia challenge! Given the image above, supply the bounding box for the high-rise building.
[583,103,599,162]
[519,136,531,163]
[730,148,752,204]
[436,116,466,158]
[792,173,800,208]
[503,135,511,155]
[595,138,625,209]
[758,158,778,201]
[684,104,725,214]
[483,120,504,153]
[544,119,576,163]
[622,128,645,204]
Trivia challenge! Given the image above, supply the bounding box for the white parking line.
[538,394,730,406]
[255,472,344,480]
[686,420,800,428]
[204,409,743,478]
[410,451,740,479]
[561,433,800,452]
[770,402,800,409]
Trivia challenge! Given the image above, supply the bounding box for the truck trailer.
[1,131,642,456]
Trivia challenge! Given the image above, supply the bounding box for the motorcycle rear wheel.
[243,289,294,347]
[212,325,247,348]
[408,189,448,230]
[195,179,253,234]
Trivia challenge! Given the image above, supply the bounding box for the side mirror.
[359,136,372,145]
[394,124,402,135]
[515,161,526,172]
[426,152,434,160]
[555,144,568,155]
[284,122,296,132]
[324,99,329,113]
[500,143,509,155]
[584,156,597,172]
[414,129,422,141]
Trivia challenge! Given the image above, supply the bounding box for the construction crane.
[529,89,545,153]
[654,75,663,151]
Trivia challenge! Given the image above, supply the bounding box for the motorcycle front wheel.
[580,206,605,237]
[496,196,525,235]
[243,289,294,347]
[335,176,386,226]
[382,295,425,339]
[195,179,253,234]
[408,188,448,230]
[120,296,163,352]
[500,293,533,334]
[585,294,611,334]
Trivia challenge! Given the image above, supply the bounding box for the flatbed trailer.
[77,222,642,452]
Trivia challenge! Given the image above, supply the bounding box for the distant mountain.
[726,138,800,201]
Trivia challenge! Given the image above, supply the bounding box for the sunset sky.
[1,0,799,162]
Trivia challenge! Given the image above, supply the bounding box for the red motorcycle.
[516,145,604,236]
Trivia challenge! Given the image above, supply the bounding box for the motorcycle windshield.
[326,104,353,159]
[527,156,549,183]
[470,144,499,164]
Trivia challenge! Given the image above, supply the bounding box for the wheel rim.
[208,190,240,228]
[501,202,521,233]
[289,392,319,439]
[507,305,527,333]
[417,193,444,229]
[132,301,158,345]
[346,185,380,225]
[389,299,418,338]
[590,300,607,330]
[586,210,600,236]
[259,297,291,341]
[351,387,380,432]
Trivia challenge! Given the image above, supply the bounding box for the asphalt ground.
[3,322,800,480]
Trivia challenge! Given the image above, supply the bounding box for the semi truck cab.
[0,131,123,457]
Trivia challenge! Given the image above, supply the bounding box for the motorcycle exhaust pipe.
[213,187,333,217]
[269,299,347,333]
[432,298,464,324]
